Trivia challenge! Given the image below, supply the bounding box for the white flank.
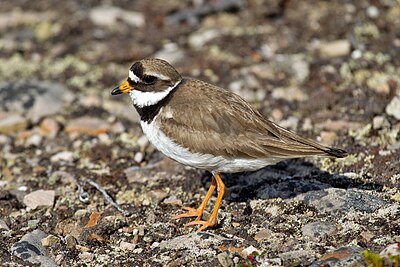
[128,70,141,83]
[141,114,283,173]
[129,80,181,108]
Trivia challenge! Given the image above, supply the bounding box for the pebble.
[41,234,60,247]
[318,39,351,58]
[134,152,144,163]
[39,117,60,138]
[65,116,110,136]
[11,229,57,267]
[278,249,314,265]
[372,115,390,130]
[26,133,42,146]
[137,134,149,150]
[65,235,78,249]
[50,151,74,163]
[79,252,94,262]
[319,131,338,146]
[23,190,55,210]
[0,219,10,230]
[153,43,185,65]
[89,6,144,27]
[278,116,299,130]
[291,188,388,214]
[301,221,337,242]
[254,228,273,242]
[103,100,140,123]
[159,232,227,251]
[241,245,260,257]
[272,87,308,102]
[217,251,234,267]
[163,196,182,206]
[0,81,74,123]
[119,241,137,251]
[385,96,400,120]
[380,243,399,259]
[0,112,28,135]
[188,28,221,50]
[315,120,363,131]
[310,246,364,267]
[27,219,40,229]
[366,6,380,19]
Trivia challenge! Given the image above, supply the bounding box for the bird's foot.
[184,217,217,232]
[172,206,204,221]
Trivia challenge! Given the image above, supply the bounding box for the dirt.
[0,0,399,266]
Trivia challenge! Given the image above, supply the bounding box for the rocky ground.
[0,0,399,266]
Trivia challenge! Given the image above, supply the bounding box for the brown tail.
[324,147,348,158]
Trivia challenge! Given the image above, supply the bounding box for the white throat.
[129,80,181,108]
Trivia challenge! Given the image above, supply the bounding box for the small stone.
[149,189,168,203]
[65,235,78,249]
[242,245,260,258]
[360,231,375,242]
[137,135,149,150]
[41,235,60,247]
[291,188,388,214]
[23,190,55,210]
[89,6,144,27]
[217,251,234,267]
[272,87,308,102]
[380,243,400,259]
[278,116,299,130]
[79,252,94,262]
[163,196,182,206]
[65,117,110,136]
[50,151,74,163]
[79,94,102,107]
[159,232,227,251]
[310,246,364,267]
[26,134,42,146]
[74,209,88,217]
[318,39,351,58]
[153,43,185,65]
[104,100,140,123]
[0,81,74,123]
[76,245,90,252]
[385,96,400,120]
[302,221,337,242]
[0,112,28,135]
[0,219,10,230]
[372,115,390,129]
[366,6,380,19]
[134,152,143,163]
[254,228,273,242]
[319,131,337,146]
[120,241,137,251]
[188,28,221,50]
[302,118,313,131]
[39,118,59,138]
[11,229,57,266]
[27,219,39,229]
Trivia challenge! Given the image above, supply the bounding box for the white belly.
[140,118,282,173]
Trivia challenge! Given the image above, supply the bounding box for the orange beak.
[111,80,133,95]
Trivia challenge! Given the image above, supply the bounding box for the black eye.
[142,75,157,84]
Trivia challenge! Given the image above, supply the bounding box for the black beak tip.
[111,87,122,95]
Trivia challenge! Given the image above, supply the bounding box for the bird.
[111,58,347,232]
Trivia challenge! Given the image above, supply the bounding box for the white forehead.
[129,70,141,83]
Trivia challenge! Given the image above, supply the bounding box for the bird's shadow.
[200,159,383,203]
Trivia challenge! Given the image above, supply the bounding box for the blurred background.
[0,0,399,266]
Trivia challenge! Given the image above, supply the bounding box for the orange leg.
[172,176,217,221]
[185,172,225,232]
